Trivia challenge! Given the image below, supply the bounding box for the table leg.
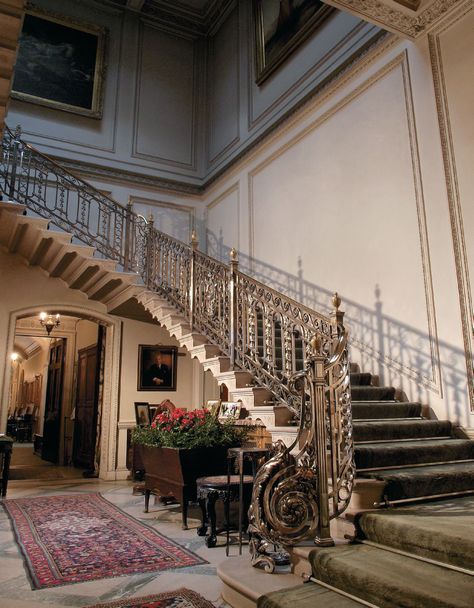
[144,489,151,513]
[205,492,218,548]
[197,498,208,536]
[1,444,12,498]
[182,497,189,530]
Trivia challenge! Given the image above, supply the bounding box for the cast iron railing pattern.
[0,125,353,564]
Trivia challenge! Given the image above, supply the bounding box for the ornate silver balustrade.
[0,125,353,559]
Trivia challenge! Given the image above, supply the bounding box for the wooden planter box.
[141,445,230,529]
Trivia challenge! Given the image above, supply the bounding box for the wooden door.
[72,344,99,469]
[42,339,66,463]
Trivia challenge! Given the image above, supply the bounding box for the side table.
[227,446,269,555]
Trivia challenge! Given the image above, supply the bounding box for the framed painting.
[253,0,334,84]
[138,345,178,391]
[134,402,150,426]
[11,6,107,118]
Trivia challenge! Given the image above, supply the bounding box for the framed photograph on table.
[11,7,107,118]
[134,403,150,426]
[218,401,242,420]
[253,0,334,84]
[138,345,178,391]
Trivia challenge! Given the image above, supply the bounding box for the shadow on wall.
[207,229,469,422]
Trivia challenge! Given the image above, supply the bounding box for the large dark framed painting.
[138,345,178,391]
[253,0,335,84]
[12,7,107,118]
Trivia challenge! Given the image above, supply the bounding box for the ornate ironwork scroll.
[248,296,354,572]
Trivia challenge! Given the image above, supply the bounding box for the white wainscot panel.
[206,186,239,262]
[132,198,194,243]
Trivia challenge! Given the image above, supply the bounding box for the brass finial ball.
[191,229,197,243]
[332,292,341,310]
[230,248,237,261]
[310,335,322,352]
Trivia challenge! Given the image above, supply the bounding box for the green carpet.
[258,583,364,608]
[351,386,396,401]
[310,544,474,608]
[353,420,452,442]
[359,461,474,501]
[352,402,422,419]
[355,438,474,469]
[355,496,474,570]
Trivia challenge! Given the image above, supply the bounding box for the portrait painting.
[11,7,107,118]
[253,0,334,84]
[138,345,177,391]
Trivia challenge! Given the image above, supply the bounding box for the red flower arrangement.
[133,407,248,449]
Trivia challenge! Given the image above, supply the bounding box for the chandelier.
[39,312,61,336]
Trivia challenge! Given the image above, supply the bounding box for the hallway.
[9,443,85,481]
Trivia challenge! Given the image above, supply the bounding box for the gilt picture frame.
[11,6,107,118]
[138,345,178,391]
[253,0,334,85]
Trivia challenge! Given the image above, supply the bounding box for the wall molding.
[205,181,240,254]
[428,0,474,410]
[129,195,196,236]
[248,52,442,393]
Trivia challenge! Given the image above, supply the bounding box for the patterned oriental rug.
[86,588,214,608]
[2,493,207,589]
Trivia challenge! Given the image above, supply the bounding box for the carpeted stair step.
[352,401,422,420]
[350,372,373,386]
[309,543,474,608]
[353,419,453,442]
[354,495,474,570]
[258,582,366,608]
[351,386,396,401]
[355,438,474,470]
[358,461,474,502]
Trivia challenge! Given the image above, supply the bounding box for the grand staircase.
[2,128,474,607]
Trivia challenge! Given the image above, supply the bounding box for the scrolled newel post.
[123,201,133,272]
[145,213,155,289]
[309,334,334,547]
[229,247,238,368]
[8,124,22,198]
[189,229,198,327]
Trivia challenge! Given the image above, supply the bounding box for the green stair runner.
[258,370,474,608]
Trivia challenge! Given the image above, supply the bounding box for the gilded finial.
[147,212,154,224]
[310,335,322,352]
[191,229,197,243]
[332,292,341,311]
[230,247,237,261]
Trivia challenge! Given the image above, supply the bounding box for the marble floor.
[0,478,235,608]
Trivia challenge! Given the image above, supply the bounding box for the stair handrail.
[0,124,353,558]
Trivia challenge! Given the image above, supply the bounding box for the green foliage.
[131,408,249,449]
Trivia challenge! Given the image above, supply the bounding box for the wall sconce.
[39,312,61,336]
[10,352,19,362]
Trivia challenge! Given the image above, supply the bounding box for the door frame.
[0,304,121,480]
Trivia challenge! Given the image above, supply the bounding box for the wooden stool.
[196,474,253,548]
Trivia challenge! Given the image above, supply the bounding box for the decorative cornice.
[53,155,204,196]
[325,0,462,39]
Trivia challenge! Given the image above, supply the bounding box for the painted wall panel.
[206,185,239,262]
[134,24,196,168]
[207,7,239,162]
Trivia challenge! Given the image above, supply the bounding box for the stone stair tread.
[355,438,474,469]
[309,543,474,608]
[355,495,474,570]
[358,461,474,501]
[353,419,452,442]
[258,582,365,608]
[352,402,422,420]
